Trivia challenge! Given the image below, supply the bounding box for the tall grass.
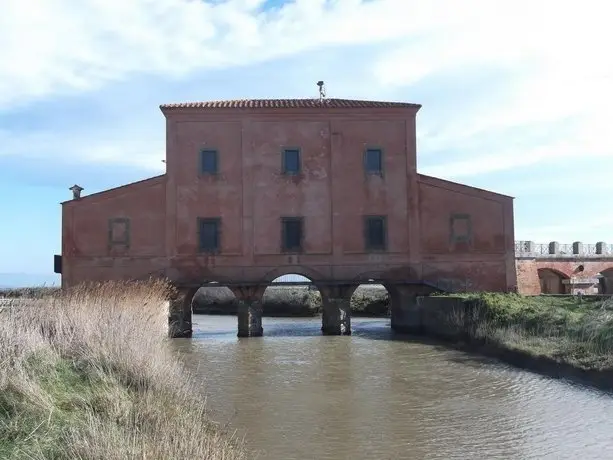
[448,293,613,371]
[0,280,246,460]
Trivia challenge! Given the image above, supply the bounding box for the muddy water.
[172,315,613,460]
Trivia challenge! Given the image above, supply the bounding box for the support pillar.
[321,284,356,336]
[389,284,435,334]
[237,300,263,337]
[231,285,266,338]
[168,287,197,338]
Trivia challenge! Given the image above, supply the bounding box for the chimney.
[69,184,84,200]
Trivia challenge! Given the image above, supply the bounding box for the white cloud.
[0,0,611,181]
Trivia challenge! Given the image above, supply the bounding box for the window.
[364,216,387,250]
[282,217,303,252]
[198,218,221,253]
[200,149,218,174]
[108,217,130,248]
[449,213,472,244]
[282,148,301,175]
[365,148,383,174]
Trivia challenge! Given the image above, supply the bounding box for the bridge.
[515,241,613,295]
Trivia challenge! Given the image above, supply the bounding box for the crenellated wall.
[515,241,613,295]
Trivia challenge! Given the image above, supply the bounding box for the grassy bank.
[446,293,613,373]
[0,281,245,459]
[193,285,390,317]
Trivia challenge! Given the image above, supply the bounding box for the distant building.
[57,96,516,293]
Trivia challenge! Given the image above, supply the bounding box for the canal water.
[172,315,613,460]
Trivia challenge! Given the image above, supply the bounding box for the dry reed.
[0,280,246,460]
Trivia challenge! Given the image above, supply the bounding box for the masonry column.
[168,286,198,338]
[388,284,435,334]
[321,284,356,336]
[232,286,266,338]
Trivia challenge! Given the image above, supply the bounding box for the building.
[515,241,613,294]
[57,94,517,337]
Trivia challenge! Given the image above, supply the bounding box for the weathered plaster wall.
[61,103,516,293]
[416,175,516,292]
[61,176,166,287]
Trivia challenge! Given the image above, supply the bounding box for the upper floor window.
[365,148,383,175]
[108,217,130,248]
[282,148,301,175]
[198,217,220,253]
[449,213,472,244]
[281,217,303,252]
[364,215,387,251]
[200,149,218,174]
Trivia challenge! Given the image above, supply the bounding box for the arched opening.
[350,280,390,318]
[538,268,569,294]
[597,268,613,295]
[191,282,237,315]
[262,274,322,317]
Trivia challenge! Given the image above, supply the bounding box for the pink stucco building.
[58,96,516,337]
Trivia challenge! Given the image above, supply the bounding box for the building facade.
[58,97,517,336]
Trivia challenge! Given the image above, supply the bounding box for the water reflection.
[172,315,613,460]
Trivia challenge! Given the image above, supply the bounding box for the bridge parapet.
[515,241,613,258]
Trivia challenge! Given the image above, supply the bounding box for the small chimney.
[69,184,84,200]
[317,80,326,101]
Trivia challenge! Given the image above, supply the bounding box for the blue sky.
[0,0,611,287]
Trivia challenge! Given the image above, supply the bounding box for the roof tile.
[159,98,420,110]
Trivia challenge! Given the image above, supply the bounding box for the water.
[172,315,613,460]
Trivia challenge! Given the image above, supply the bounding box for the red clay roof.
[159,98,421,110]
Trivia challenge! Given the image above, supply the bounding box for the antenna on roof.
[317,80,326,102]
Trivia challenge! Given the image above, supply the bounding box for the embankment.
[394,293,613,391]
[0,281,246,459]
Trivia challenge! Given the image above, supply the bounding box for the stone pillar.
[320,284,356,336]
[596,241,607,255]
[237,300,263,338]
[389,284,438,334]
[168,287,197,338]
[572,241,583,255]
[231,285,266,338]
[389,287,422,334]
[548,241,559,254]
[322,298,351,335]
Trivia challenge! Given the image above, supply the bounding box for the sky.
[0,0,611,287]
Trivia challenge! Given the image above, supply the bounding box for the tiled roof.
[159,98,420,110]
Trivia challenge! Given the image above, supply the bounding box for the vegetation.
[0,281,246,460]
[193,285,390,317]
[445,293,613,371]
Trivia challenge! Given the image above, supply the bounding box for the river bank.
[414,293,613,392]
[0,282,245,459]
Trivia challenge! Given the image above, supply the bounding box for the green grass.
[0,281,246,460]
[439,293,613,371]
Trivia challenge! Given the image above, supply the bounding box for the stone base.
[389,292,422,335]
[237,301,263,338]
[167,293,194,339]
[321,300,351,335]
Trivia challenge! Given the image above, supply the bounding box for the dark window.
[198,218,220,253]
[365,148,383,174]
[282,148,301,175]
[365,216,387,250]
[282,217,303,252]
[200,149,218,174]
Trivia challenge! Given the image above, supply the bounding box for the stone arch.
[260,265,328,284]
[537,268,569,294]
[351,265,420,284]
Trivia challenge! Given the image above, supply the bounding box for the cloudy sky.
[0,0,610,286]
